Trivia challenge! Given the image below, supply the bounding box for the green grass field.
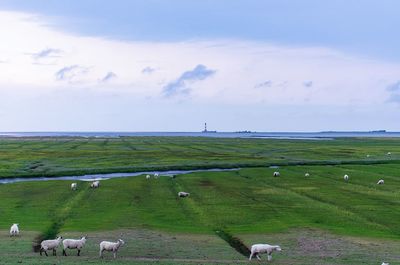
[0,137,399,178]
[0,137,399,264]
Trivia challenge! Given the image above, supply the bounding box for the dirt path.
[115,257,248,264]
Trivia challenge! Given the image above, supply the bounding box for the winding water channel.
[0,168,240,184]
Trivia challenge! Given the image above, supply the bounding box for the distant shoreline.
[0,131,400,139]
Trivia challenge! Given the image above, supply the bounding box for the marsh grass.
[0,137,399,179]
[0,137,399,264]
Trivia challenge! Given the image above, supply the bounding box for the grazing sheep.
[305,173,310,177]
[154,173,159,178]
[71,183,77,190]
[40,236,63,256]
[178,191,190,198]
[10,223,19,236]
[382,262,389,265]
[366,154,370,158]
[90,181,100,188]
[377,179,384,185]
[146,174,151,179]
[99,239,125,259]
[273,171,280,177]
[344,174,349,181]
[62,236,87,256]
[387,152,391,156]
[249,244,282,261]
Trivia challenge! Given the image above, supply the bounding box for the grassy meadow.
[0,136,399,178]
[0,136,399,264]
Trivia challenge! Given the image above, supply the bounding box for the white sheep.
[249,244,282,261]
[90,181,100,188]
[273,171,280,177]
[178,191,190,197]
[366,154,370,158]
[99,239,125,259]
[62,236,87,256]
[382,262,389,265]
[146,174,151,179]
[344,174,349,181]
[305,173,310,177]
[387,152,391,156]
[377,179,384,185]
[71,183,77,190]
[40,236,63,256]
[154,173,159,178]
[10,223,19,236]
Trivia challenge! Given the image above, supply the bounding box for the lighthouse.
[202,122,217,133]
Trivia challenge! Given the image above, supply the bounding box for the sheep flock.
[5,166,393,263]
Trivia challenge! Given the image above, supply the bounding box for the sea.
[0,131,399,139]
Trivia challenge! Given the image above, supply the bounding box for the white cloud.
[141,66,156,74]
[0,10,400,131]
[162,64,216,97]
[100,71,117,83]
[0,11,398,99]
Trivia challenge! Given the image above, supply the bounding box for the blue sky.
[1,0,399,60]
[0,1,399,131]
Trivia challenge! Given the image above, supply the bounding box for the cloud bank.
[0,10,400,131]
[0,10,398,105]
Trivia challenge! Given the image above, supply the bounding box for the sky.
[0,0,400,132]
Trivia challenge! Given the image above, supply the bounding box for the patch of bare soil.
[239,228,400,264]
[297,235,343,258]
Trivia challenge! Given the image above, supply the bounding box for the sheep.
[273,171,280,177]
[366,154,370,158]
[344,174,349,181]
[249,244,282,261]
[381,262,389,265]
[146,174,151,179]
[154,173,159,178]
[62,236,87,256]
[99,239,125,259]
[377,179,384,185]
[387,152,391,156]
[178,191,190,198]
[90,180,100,188]
[40,236,63,256]
[71,183,77,191]
[305,173,310,177]
[10,223,19,236]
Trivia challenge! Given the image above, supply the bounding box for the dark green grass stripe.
[337,164,400,183]
[32,184,90,251]
[257,176,392,234]
[283,166,396,194]
[285,165,395,191]
[266,169,398,236]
